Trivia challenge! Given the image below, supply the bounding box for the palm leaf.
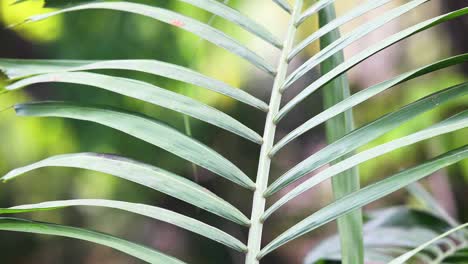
[0,217,186,264]
[0,199,247,252]
[17,0,282,47]
[277,7,468,122]
[1,152,250,225]
[271,54,468,155]
[259,145,468,258]
[12,0,98,6]
[291,0,393,58]
[297,0,335,25]
[264,111,468,220]
[0,59,269,111]
[13,102,255,190]
[177,0,282,48]
[289,0,428,63]
[2,1,467,263]
[19,1,275,74]
[266,82,468,196]
[5,72,262,143]
[272,0,292,13]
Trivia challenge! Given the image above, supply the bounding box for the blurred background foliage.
[0,0,466,263]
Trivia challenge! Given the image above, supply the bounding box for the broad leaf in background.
[390,223,468,264]
[304,207,456,263]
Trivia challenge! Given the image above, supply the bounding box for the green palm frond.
[1,0,466,263]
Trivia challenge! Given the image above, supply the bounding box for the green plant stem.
[183,115,199,183]
[319,3,364,264]
[245,0,302,263]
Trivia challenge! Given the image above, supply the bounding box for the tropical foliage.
[305,183,468,263]
[0,0,467,263]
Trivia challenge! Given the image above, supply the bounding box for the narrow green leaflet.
[272,0,292,13]
[0,199,247,252]
[296,0,335,25]
[290,0,394,60]
[283,0,429,90]
[13,0,98,6]
[0,59,269,111]
[5,72,262,144]
[13,102,256,190]
[271,55,468,156]
[0,59,89,80]
[266,83,468,196]
[263,111,468,220]
[0,217,186,264]
[20,2,275,75]
[277,7,468,121]
[258,145,468,259]
[16,0,281,46]
[180,0,282,48]
[389,223,468,264]
[1,153,250,225]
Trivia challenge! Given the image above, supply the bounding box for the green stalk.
[319,4,364,264]
[183,115,199,183]
[245,1,303,263]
